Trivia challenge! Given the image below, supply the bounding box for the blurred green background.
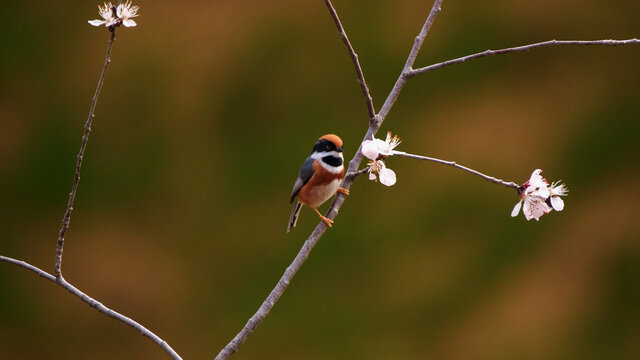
[1,1,639,359]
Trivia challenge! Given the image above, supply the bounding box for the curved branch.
[392,151,519,189]
[0,255,183,360]
[409,38,640,76]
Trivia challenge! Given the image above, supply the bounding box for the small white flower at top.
[89,1,139,28]
[511,169,568,221]
[116,1,139,27]
[362,131,401,186]
[88,2,118,27]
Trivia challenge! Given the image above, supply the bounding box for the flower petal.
[528,169,548,187]
[122,19,137,27]
[529,186,550,199]
[379,167,396,186]
[368,172,376,181]
[522,200,533,221]
[550,196,564,211]
[511,201,522,217]
[361,140,379,160]
[523,198,551,221]
[88,19,106,26]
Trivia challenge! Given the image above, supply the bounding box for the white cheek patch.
[311,151,343,160]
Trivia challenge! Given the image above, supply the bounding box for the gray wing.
[289,157,315,203]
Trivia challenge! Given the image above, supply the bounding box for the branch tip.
[323,0,376,120]
[413,38,640,76]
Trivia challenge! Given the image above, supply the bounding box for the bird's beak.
[336,147,343,153]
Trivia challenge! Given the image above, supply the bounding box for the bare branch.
[409,38,640,76]
[392,151,520,190]
[55,30,117,278]
[346,167,371,180]
[1,255,57,281]
[0,255,183,360]
[376,0,443,126]
[214,221,332,360]
[323,0,376,121]
[214,1,445,359]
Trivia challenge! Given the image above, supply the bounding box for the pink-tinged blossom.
[511,169,567,221]
[367,160,397,186]
[511,194,552,221]
[525,169,550,198]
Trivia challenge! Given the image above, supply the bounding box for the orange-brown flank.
[298,160,345,208]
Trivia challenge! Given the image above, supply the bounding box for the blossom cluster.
[89,1,139,28]
[361,132,402,186]
[511,169,568,221]
[359,132,568,221]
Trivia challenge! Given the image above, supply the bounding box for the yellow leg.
[337,187,350,196]
[313,207,334,227]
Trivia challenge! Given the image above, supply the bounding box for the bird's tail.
[287,201,303,233]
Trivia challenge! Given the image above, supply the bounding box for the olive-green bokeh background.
[1,1,639,359]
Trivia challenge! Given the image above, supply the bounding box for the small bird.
[288,134,350,232]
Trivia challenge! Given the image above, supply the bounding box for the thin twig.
[0,255,183,360]
[214,1,445,359]
[392,151,519,189]
[323,0,376,121]
[346,167,370,180]
[375,0,443,126]
[409,38,640,76]
[55,30,117,278]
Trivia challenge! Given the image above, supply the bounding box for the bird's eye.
[326,144,331,150]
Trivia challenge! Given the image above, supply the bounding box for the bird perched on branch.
[288,134,349,232]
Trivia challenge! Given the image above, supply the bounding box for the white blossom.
[367,160,397,186]
[511,169,567,221]
[88,2,117,27]
[361,131,402,160]
[548,181,568,211]
[525,169,550,198]
[117,1,139,27]
[511,194,552,221]
[89,1,139,28]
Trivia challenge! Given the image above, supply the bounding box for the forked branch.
[0,255,182,360]
[214,1,444,359]
[375,0,443,125]
[3,1,637,360]
[214,1,640,358]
